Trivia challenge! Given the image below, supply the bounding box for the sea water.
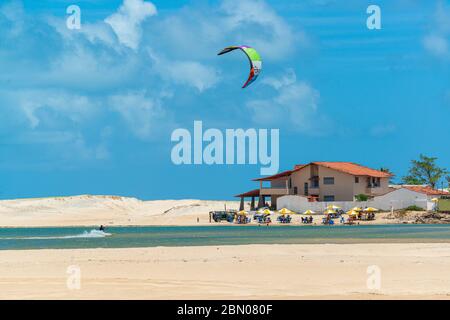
[1,224,450,250]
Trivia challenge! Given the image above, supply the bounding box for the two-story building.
[235,161,393,209]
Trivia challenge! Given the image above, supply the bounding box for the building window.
[288,178,292,189]
[324,195,335,202]
[368,177,381,188]
[323,177,335,185]
[355,177,359,183]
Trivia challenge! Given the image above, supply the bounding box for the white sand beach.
[0,195,240,227]
[1,243,450,299]
[1,195,447,300]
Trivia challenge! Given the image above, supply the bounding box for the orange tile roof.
[404,186,449,196]
[234,189,260,197]
[312,162,392,178]
[253,162,392,181]
[253,170,293,181]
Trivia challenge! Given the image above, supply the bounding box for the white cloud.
[0,0,310,163]
[109,91,170,140]
[0,0,25,37]
[370,124,396,137]
[150,0,306,63]
[246,69,326,134]
[9,90,98,129]
[423,2,450,59]
[148,50,219,92]
[220,0,306,60]
[105,0,157,50]
[423,34,449,57]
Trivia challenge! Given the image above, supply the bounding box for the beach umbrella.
[262,208,273,215]
[237,210,248,215]
[363,207,379,212]
[324,209,335,214]
[326,205,340,210]
[346,210,358,216]
[303,209,316,215]
[431,198,439,202]
[351,207,363,212]
[278,208,293,215]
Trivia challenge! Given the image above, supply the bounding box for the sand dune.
[0,195,241,227]
[0,195,431,227]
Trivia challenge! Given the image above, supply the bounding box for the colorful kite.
[218,45,262,88]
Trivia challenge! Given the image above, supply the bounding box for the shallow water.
[1,224,450,250]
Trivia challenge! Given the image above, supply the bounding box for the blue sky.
[0,0,449,200]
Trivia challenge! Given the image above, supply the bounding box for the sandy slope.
[0,195,240,227]
[0,195,423,227]
[1,243,450,299]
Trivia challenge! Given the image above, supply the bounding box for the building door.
[304,182,309,196]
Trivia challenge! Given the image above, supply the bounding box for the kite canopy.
[218,45,262,88]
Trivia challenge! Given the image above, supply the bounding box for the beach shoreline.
[1,243,450,299]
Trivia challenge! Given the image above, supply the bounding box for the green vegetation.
[404,205,425,211]
[438,198,450,213]
[402,154,448,188]
[380,167,395,183]
[355,194,369,202]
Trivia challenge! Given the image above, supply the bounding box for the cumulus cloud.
[423,34,449,57]
[246,69,326,134]
[0,0,309,163]
[5,90,97,129]
[153,0,306,62]
[423,2,450,59]
[105,0,157,50]
[220,0,303,60]
[370,124,396,137]
[109,91,170,140]
[148,50,219,92]
[0,0,25,37]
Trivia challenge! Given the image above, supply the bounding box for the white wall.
[277,188,431,212]
[370,188,428,210]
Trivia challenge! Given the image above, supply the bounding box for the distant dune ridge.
[0,195,436,227]
[0,195,240,227]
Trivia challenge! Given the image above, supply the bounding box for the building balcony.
[308,187,320,194]
[366,185,383,194]
[260,187,289,196]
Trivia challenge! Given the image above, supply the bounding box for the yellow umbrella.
[346,210,358,216]
[278,208,293,215]
[303,209,316,215]
[363,207,379,212]
[237,210,248,215]
[324,209,335,214]
[327,205,340,210]
[351,207,363,212]
[262,208,272,215]
[431,198,439,202]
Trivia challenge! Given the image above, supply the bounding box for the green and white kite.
[218,45,262,88]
